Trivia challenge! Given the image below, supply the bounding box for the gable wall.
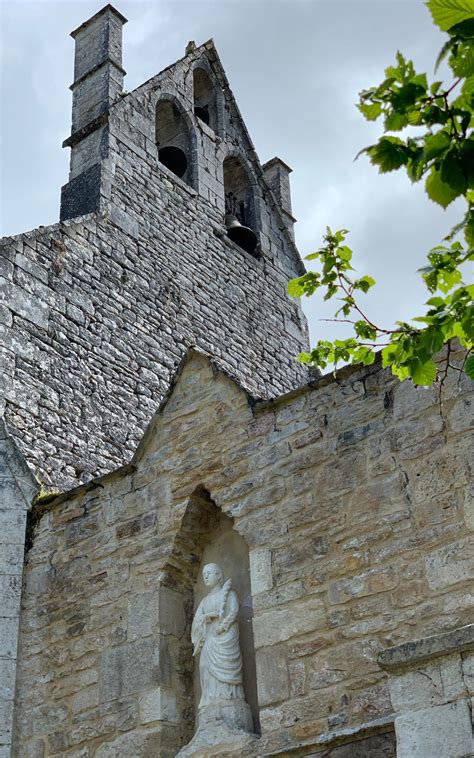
[13,352,473,756]
[103,45,301,278]
[1,45,310,490]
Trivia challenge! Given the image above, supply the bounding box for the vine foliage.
[289,0,474,385]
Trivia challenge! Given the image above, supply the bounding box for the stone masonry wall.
[1,182,307,491]
[0,422,38,757]
[1,40,309,492]
[13,350,473,757]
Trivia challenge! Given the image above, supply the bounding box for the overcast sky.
[0,0,464,345]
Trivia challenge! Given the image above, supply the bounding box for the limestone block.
[255,645,289,706]
[425,537,474,590]
[461,651,474,694]
[463,481,474,529]
[253,595,326,648]
[328,566,397,605]
[139,687,179,724]
[71,686,100,714]
[0,574,22,618]
[2,281,49,329]
[100,638,160,699]
[395,700,473,758]
[93,728,163,758]
[0,616,19,659]
[249,548,272,595]
[127,590,156,641]
[389,654,466,710]
[159,586,186,637]
[0,542,24,576]
[0,691,13,732]
[0,503,27,543]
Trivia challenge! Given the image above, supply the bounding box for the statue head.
[202,563,223,588]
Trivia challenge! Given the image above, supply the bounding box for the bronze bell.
[194,106,210,125]
[158,146,187,178]
[224,214,258,255]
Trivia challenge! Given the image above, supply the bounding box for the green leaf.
[435,39,454,70]
[430,81,443,95]
[337,245,353,262]
[450,40,474,77]
[385,111,409,131]
[407,109,425,125]
[421,328,445,353]
[352,346,376,365]
[358,102,383,121]
[411,73,428,90]
[391,363,412,381]
[465,213,474,245]
[354,320,378,340]
[288,278,305,297]
[427,0,474,32]
[353,275,376,292]
[392,82,426,111]
[465,355,474,379]
[423,130,451,160]
[450,17,474,37]
[425,166,463,207]
[409,357,438,385]
[367,137,409,172]
[440,151,468,194]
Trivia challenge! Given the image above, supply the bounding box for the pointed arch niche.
[161,487,259,752]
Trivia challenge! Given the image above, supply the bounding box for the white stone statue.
[178,563,254,756]
[192,563,245,708]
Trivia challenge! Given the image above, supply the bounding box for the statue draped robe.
[191,581,245,708]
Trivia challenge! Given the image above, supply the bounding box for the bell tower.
[1,4,310,490]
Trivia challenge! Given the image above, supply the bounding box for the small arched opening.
[223,156,259,256]
[193,67,218,132]
[155,98,194,186]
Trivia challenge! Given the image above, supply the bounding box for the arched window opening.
[155,99,192,184]
[193,67,218,132]
[223,157,259,256]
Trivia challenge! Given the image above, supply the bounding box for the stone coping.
[378,624,474,671]
[261,714,395,756]
[70,4,128,39]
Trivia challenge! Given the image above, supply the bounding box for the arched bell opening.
[223,157,259,257]
[193,67,218,132]
[155,98,194,186]
[161,487,259,754]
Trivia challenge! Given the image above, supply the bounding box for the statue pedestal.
[199,698,253,732]
[176,699,256,758]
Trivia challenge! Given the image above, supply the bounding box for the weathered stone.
[395,701,472,758]
[101,639,160,700]
[425,538,474,590]
[159,586,186,638]
[139,687,179,724]
[256,646,289,706]
[388,654,466,710]
[378,623,474,670]
[253,596,326,648]
[249,548,272,595]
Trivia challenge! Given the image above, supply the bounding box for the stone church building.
[1,5,473,757]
